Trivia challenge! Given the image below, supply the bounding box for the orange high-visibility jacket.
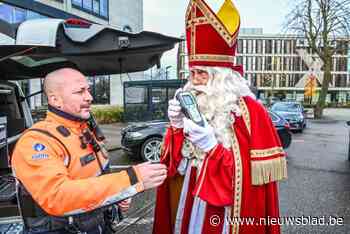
[12,111,144,216]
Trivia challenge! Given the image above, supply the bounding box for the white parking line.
[116,217,154,226]
[293,139,305,143]
[110,165,132,169]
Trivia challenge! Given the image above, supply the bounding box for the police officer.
[11,68,167,234]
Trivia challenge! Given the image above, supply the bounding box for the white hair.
[184,66,255,149]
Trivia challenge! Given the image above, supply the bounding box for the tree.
[285,0,350,118]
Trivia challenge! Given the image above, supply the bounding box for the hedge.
[91,105,124,124]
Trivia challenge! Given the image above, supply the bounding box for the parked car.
[271,101,307,132]
[121,110,292,162]
[268,111,292,149]
[0,17,180,225]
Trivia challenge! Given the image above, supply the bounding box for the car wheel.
[141,137,162,162]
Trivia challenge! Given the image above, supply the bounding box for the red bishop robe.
[153,96,287,234]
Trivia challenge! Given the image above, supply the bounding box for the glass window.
[13,7,26,23]
[335,74,347,87]
[293,57,301,71]
[72,0,108,18]
[256,40,263,54]
[283,57,288,71]
[336,40,348,55]
[249,57,254,71]
[294,74,302,86]
[271,102,301,112]
[256,74,262,87]
[269,111,280,122]
[247,40,252,54]
[125,86,147,104]
[27,10,46,20]
[302,60,308,71]
[151,88,167,119]
[284,40,292,54]
[336,57,347,72]
[274,40,282,54]
[236,56,243,65]
[280,74,287,87]
[83,0,93,11]
[251,74,257,86]
[93,0,100,14]
[88,76,110,104]
[100,0,108,17]
[266,56,272,71]
[72,0,83,6]
[265,40,272,54]
[291,39,297,54]
[0,3,46,23]
[243,39,247,54]
[0,4,13,23]
[256,57,262,71]
[237,39,243,54]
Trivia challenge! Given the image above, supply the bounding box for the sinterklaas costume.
[153,1,287,233]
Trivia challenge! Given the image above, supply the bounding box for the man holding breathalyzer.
[153,0,287,234]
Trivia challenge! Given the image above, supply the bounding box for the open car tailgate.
[0,18,182,80]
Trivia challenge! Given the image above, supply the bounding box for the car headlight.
[129,132,143,138]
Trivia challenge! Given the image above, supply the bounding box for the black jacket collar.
[48,105,86,122]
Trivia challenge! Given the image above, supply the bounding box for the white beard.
[183,67,255,150]
[191,87,240,149]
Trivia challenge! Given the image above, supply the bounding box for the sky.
[143,0,291,78]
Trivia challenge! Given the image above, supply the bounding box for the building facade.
[178,28,350,104]
[236,28,350,104]
[0,0,143,107]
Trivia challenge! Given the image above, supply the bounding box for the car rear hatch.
[0,18,182,80]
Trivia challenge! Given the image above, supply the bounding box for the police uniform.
[11,106,144,233]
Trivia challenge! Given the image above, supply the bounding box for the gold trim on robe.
[231,127,242,234]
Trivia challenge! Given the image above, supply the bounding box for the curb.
[309,119,340,124]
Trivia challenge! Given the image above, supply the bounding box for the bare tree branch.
[283,0,350,118]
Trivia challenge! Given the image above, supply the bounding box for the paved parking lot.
[4,109,349,233]
[280,119,350,233]
[106,110,350,233]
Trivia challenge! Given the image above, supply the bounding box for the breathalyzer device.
[176,91,205,127]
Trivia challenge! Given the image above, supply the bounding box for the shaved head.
[43,68,93,119]
[44,68,83,96]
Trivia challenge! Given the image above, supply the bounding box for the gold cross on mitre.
[186,0,240,47]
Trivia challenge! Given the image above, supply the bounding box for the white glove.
[168,89,185,128]
[183,117,218,152]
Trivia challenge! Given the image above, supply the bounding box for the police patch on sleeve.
[33,143,46,151]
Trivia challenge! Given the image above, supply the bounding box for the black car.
[121,111,292,162]
[271,102,307,132]
[269,111,292,149]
